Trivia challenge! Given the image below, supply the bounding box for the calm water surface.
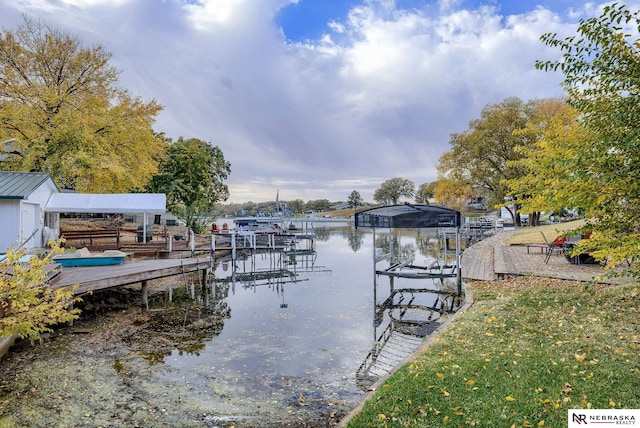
[0,223,463,427]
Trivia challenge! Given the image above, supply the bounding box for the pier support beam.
[67,302,75,326]
[141,281,149,311]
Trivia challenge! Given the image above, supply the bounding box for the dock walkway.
[50,257,212,296]
[461,230,622,283]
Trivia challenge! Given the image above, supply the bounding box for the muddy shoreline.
[0,286,350,427]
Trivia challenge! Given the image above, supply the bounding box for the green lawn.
[507,220,586,246]
[345,277,640,427]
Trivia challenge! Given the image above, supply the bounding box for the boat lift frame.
[355,203,463,295]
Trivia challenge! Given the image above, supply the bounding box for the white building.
[0,171,59,252]
[0,171,166,253]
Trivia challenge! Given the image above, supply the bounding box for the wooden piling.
[141,280,148,311]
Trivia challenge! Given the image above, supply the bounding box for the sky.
[0,0,636,204]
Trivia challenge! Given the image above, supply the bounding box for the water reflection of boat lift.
[211,267,307,286]
[374,287,461,327]
[357,286,464,390]
[211,240,330,306]
[354,204,465,391]
[376,260,458,280]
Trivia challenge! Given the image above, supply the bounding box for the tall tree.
[373,177,415,205]
[433,153,473,210]
[0,17,165,192]
[305,199,332,212]
[415,182,436,204]
[287,199,304,215]
[347,190,363,209]
[505,99,583,217]
[535,3,640,275]
[147,137,230,232]
[436,97,537,224]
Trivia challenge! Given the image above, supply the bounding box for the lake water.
[0,222,464,427]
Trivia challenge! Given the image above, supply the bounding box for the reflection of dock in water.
[212,268,299,285]
[211,236,331,307]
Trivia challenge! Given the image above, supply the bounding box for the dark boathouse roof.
[354,203,462,229]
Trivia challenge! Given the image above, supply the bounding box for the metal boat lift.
[354,203,464,390]
[355,203,463,295]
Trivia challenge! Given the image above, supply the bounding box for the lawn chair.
[525,241,548,254]
[542,232,566,264]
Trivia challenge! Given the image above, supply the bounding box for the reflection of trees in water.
[313,225,356,242]
[414,231,440,259]
[313,227,332,241]
[375,234,415,264]
[348,229,365,252]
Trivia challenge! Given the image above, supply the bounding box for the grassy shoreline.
[345,277,640,427]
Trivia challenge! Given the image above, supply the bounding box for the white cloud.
[183,0,247,29]
[0,0,624,203]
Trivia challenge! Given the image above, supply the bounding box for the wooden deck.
[45,231,318,297]
[50,257,213,296]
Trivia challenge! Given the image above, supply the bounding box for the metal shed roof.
[0,171,55,199]
[355,203,462,229]
[44,193,166,214]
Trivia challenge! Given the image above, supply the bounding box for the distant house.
[331,202,351,211]
[466,196,487,211]
[0,171,166,254]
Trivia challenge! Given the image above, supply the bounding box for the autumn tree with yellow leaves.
[0,17,167,192]
[517,3,640,276]
[435,97,538,224]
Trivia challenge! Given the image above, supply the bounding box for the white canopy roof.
[44,193,166,214]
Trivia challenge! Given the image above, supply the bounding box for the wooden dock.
[50,257,213,296]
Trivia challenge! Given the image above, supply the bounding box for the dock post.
[232,233,237,262]
[169,236,173,253]
[456,227,462,296]
[141,281,149,312]
[201,268,208,297]
[67,302,74,326]
[190,229,195,257]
